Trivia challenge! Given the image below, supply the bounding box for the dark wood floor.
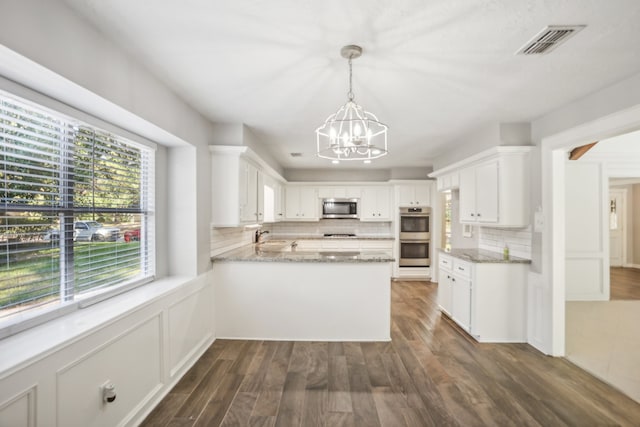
[610,267,640,300]
[142,281,640,426]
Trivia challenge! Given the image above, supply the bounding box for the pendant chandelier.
[316,45,388,164]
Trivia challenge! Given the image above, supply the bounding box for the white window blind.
[0,92,155,322]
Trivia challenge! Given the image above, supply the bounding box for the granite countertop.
[212,244,395,263]
[439,248,531,264]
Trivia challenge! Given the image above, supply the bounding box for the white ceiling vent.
[516,25,585,55]
[290,152,303,157]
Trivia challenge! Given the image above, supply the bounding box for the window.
[0,91,155,328]
[443,191,452,250]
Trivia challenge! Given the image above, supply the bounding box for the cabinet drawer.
[439,254,452,271]
[452,259,472,279]
[360,240,393,250]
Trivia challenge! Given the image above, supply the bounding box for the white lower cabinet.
[437,252,527,342]
[437,255,453,316]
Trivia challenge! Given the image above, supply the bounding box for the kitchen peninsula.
[211,241,394,341]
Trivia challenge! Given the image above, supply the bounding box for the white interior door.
[608,188,626,267]
[565,161,610,301]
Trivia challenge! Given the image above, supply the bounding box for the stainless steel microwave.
[322,198,358,219]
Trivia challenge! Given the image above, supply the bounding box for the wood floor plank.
[346,358,382,427]
[220,391,258,426]
[193,373,245,427]
[273,371,306,427]
[361,342,391,388]
[611,267,640,300]
[248,415,275,427]
[145,281,640,427]
[328,355,352,413]
[172,358,233,421]
[240,341,278,393]
[371,386,407,427]
[252,341,294,417]
[140,393,189,427]
[325,412,356,427]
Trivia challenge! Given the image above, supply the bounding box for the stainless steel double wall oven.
[399,207,430,267]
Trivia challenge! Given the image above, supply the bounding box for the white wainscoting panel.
[56,315,163,427]
[565,162,610,301]
[168,284,214,377]
[0,385,36,427]
[0,273,215,427]
[527,271,547,353]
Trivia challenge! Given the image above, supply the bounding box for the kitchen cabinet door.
[451,275,471,332]
[273,181,284,221]
[299,187,319,219]
[239,159,259,223]
[438,270,453,316]
[459,161,498,223]
[398,183,431,207]
[474,161,498,223]
[458,167,477,222]
[285,187,319,220]
[361,187,391,221]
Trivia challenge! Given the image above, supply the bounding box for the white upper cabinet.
[285,186,319,221]
[436,172,460,192]
[210,146,286,227]
[397,181,432,207]
[239,159,261,223]
[262,174,285,223]
[360,186,391,221]
[459,161,499,223]
[431,146,532,228]
[317,186,362,199]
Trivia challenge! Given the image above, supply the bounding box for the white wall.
[432,71,640,355]
[432,123,531,171]
[0,0,220,424]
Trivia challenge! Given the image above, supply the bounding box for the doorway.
[561,131,640,403]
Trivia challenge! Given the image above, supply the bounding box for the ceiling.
[62,0,640,171]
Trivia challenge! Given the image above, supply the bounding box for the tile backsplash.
[263,219,393,237]
[210,220,394,256]
[478,226,532,259]
[210,226,255,257]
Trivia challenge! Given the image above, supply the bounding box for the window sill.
[0,276,195,377]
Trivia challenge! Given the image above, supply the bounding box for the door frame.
[541,103,640,356]
[609,187,628,267]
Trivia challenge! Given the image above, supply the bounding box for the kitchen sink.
[255,240,293,252]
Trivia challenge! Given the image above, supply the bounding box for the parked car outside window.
[42,221,120,242]
[124,228,140,242]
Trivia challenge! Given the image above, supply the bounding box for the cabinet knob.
[477,213,481,217]
[470,213,475,217]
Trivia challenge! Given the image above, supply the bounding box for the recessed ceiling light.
[332,160,339,164]
[364,160,371,164]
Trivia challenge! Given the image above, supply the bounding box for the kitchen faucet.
[255,229,269,243]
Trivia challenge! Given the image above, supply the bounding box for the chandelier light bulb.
[354,123,362,136]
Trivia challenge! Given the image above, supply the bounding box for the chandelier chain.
[347,57,354,101]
